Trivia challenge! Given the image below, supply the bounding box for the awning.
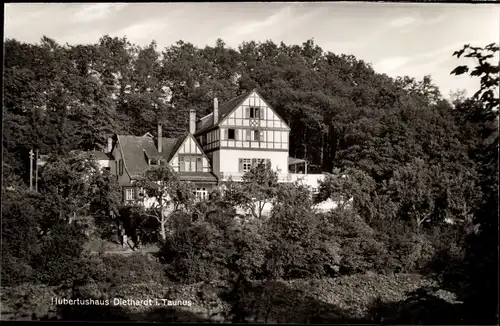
[179,172,218,184]
[288,157,306,165]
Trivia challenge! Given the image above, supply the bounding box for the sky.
[4,2,499,99]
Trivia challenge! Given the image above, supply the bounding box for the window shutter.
[260,131,264,141]
[224,129,228,140]
[239,158,243,172]
[251,158,257,166]
[256,108,260,119]
[234,129,238,140]
[246,130,251,141]
[245,107,250,118]
[197,157,202,172]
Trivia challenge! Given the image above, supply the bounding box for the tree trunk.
[122,234,128,248]
[320,130,324,172]
[160,220,167,241]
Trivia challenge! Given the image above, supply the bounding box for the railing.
[219,172,325,184]
[219,172,293,182]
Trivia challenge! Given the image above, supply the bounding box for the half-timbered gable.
[168,134,211,173]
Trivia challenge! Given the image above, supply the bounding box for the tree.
[384,159,478,231]
[317,168,375,213]
[135,161,196,241]
[447,43,499,324]
[1,185,88,287]
[39,151,119,225]
[223,161,279,219]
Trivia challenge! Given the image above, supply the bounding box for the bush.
[30,223,87,286]
[265,204,342,280]
[159,220,230,283]
[1,254,34,287]
[0,283,61,320]
[326,209,393,275]
[158,204,270,284]
[99,254,170,287]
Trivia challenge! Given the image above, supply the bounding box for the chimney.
[107,137,113,153]
[189,109,196,134]
[157,123,162,153]
[213,97,219,124]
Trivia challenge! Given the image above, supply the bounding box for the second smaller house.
[109,119,218,204]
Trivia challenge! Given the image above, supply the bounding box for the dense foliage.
[2,36,498,323]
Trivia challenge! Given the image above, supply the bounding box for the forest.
[1,36,498,323]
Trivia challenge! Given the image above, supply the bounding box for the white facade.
[215,149,289,181]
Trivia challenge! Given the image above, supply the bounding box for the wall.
[209,151,221,177]
[289,173,325,190]
[218,149,289,174]
[111,142,132,186]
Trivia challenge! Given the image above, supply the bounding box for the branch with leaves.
[135,162,196,241]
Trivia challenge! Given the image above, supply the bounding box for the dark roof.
[117,133,198,179]
[168,134,189,161]
[218,91,253,121]
[161,137,181,161]
[179,172,218,183]
[117,135,186,179]
[195,89,254,134]
[88,151,112,160]
[197,113,213,131]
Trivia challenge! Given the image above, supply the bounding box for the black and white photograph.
[2,2,499,324]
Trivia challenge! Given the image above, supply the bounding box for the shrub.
[100,253,170,287]
[325,209,392,275]
[159,221,230,283]
[0,283,60,320]
[30,223,88,286]
[265,204,342,280]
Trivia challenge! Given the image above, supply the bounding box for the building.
[100,89,326,204]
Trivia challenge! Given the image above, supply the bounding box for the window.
[239,158,270,173]
[228,129,235,140]
[254,130,260,141]
[125,188,135,201]
[179,155,203,172]
[194,187,208,200]
[243,159,252,172]
[118,159,124,175]
[197,157,203,171]
[249,107,260,119]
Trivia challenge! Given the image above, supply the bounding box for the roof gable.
[169,134,210,162]
[252,89,291,130]
[195,88,290,133]
[195,89,254,134]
